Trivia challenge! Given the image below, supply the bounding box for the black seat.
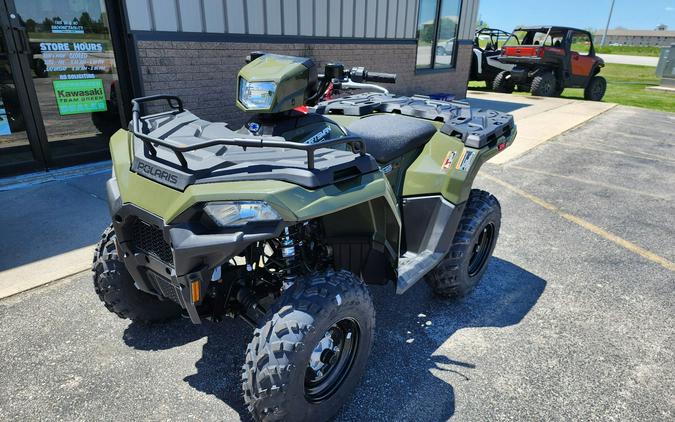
[347,114,437,163]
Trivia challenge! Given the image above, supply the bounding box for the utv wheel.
[426,190,501,298]
[530,72,557,96]
[92,224,181,323]
[493,71,514,93]
[584,76,606,101]
[242,270,375,422]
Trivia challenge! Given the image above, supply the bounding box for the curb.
[0,161,111,191]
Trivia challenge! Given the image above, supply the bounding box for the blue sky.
[478,0,675,31]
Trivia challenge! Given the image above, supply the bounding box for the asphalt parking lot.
[1,106,673,421]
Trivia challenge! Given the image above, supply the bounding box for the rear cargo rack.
[131,95,367,170]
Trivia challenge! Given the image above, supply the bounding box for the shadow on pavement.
[464,94,531,113]
[123,257,546,421]
[0,171,111,271]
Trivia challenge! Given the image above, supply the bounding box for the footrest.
[396,250,445,294]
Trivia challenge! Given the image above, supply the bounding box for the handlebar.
[318,66,397,84]
[360,71,396,84]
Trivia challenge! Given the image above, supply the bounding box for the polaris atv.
[493,26,606,100]
[469,27,515,89]
[93,53,516,421]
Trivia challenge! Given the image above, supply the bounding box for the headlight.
[203,201,281,227]
[238,78,276,110]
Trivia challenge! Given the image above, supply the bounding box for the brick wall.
[136,40,472,126]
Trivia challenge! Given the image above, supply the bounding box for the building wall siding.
[126,0,480,41]
[136,40,472,125]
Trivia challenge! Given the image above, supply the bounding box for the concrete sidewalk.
[0,166,111,298]
[0,93,616,299]
[466,91,616,164]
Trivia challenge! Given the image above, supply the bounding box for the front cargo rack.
[131,95,367,170]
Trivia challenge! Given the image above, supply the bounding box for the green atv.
[93,53,516,421]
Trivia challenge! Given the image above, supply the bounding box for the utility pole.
[600,0,616,47]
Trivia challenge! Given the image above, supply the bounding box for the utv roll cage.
[474,27,512,51]
[131,95,367,171]
[503,26,595,52]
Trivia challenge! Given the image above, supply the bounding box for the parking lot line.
[483,174,675,272]
[506,165,672,201]
[547,142,675,165]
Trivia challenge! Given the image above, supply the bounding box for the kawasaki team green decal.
[52,79,107,115]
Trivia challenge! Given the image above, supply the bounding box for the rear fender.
[403,128,517,204]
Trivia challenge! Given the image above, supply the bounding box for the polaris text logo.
[136,161,179,185]
[304,127,332,144]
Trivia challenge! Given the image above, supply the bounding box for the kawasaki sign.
[52,79,107,116]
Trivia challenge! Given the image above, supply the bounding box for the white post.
[600,0,616,47]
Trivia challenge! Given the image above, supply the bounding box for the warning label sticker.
[457,150,477,172]
[441,150,458,170]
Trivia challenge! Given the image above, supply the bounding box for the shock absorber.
[281,226,297,290]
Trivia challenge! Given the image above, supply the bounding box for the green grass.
[468,63,674,113]
[593,45,661,57]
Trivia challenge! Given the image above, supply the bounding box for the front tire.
[584,76,606,101]
[492,71,515,93]
[92,225,182,323]
[242,270,375,421]
[426,190,501,298]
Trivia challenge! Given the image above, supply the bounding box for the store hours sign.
[53,79,107,115]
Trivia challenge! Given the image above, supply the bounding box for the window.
[571,31,592,55]
[415,0,462,70]
[504,29,566,47]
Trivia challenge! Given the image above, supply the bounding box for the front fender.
[109,129,400,226]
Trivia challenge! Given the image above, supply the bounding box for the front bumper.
[106,178,283,323]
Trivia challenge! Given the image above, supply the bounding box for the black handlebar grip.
[364,71,397,83]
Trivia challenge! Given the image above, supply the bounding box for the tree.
[419,23,436,44]
[41,17,53,30]
[79,12,93,32]
[25,18,37,33]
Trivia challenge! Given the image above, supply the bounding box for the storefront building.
[0,0,479,176]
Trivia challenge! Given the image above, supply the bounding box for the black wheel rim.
[544,80,553,95]
[468,223,495,277]
[592,81,603,98]
[305,318,360,403]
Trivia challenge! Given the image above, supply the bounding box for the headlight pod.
[203,201,281,227]
[238,78,276,110]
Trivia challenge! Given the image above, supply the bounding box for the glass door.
[5,0,121,171]
[0,2,46,174]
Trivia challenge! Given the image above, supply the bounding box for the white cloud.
[666,6,674,11]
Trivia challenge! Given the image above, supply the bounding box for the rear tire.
[492,71,514,93]
[584,76,606,101]
[242,270,375,421]
[92,224,182,323]
[426,190,501,298]
[484,74,496,90]
[530,72,557,97]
